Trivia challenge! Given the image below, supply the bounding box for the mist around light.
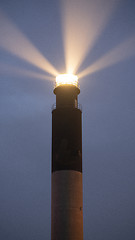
[61,0,118,74]
[0,1,135,84]
[0,11,59,78]
[0,63,55,81]
[78,36,135,79]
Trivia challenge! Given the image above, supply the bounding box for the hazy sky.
[0,0,135,239]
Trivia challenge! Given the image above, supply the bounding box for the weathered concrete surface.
[51,170,83,240]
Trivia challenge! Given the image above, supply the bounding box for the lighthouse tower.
[51,74,83,240]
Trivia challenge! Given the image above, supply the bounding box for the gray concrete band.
[51,170,83,240]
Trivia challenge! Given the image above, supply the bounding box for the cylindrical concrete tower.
[51,74,83,240]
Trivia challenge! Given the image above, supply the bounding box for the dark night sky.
[0,0,135,239]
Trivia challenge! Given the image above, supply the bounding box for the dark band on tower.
[52,84,82,172]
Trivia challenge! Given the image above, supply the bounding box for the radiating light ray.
[0,63,55,81]
[78,36,135,79]
[0,10,59,77]
[61,0,117,74]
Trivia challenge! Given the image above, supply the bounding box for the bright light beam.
[0,10,59,77]
[78,36,135,79]
[0,62,55,81]
[61,0,118,74]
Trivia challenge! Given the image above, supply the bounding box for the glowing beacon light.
[56,74,78,87]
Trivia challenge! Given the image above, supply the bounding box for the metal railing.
[53,82,80,89]
[52,103,82,111]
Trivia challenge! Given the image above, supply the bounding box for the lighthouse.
[51,74,83,240]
